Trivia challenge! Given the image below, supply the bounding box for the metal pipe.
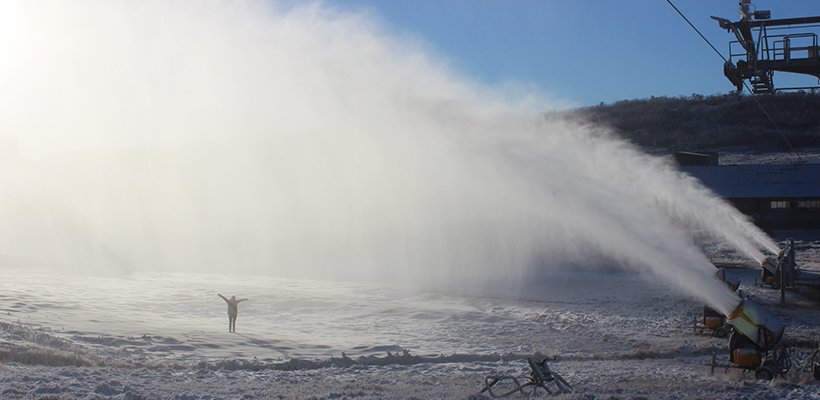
[781,256,786,304]
[739,0,752,22]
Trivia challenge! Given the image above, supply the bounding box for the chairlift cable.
[664,0,804,164]
[665,0,728,62]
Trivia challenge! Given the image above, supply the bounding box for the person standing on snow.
[218,294,247,333]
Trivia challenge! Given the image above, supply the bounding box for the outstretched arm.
[237,298,248,303]
[218,294,228,302]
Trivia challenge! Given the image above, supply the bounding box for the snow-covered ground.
[718,148,820,165]
[1,239,819,399]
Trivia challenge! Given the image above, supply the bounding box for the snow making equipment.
[477,357,572,398]
[722,298,790,379]
[694,305,732,338]
[758,240,820,302]
[759,247,787,288]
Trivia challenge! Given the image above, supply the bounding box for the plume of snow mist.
[542,118,780,261]
[0,0,770,314]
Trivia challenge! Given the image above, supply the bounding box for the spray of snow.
[0,0,777,314]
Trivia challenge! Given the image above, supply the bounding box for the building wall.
[727,197,820,230]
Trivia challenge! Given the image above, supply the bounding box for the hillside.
[552,92,820,152]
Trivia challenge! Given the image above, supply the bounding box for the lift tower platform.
[712,0,820,94]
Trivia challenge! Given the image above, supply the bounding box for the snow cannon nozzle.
[760,247,786,275]
[760,256,776,275]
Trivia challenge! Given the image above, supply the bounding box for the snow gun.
[723,298,789,379]
[760,240,804,291]
[759,247,786,286]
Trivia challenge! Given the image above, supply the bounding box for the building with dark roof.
[680,162,820,230]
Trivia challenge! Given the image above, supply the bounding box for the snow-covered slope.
[2,255,819,399]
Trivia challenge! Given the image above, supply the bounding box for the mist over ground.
[0,1,778,313]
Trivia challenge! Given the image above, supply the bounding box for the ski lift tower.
[712,0,820,93]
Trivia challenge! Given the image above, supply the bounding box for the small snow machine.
[759,248,787,288]
[709,299,791,380]
[693,305,733,338]
[477,357,572,398]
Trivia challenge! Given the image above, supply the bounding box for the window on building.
[797,199,820,209]
[770,200,789,209]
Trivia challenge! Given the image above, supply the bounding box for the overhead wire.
[665,0,729,63]
[664,0,804,164]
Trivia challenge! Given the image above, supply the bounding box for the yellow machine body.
[732,348,762,368]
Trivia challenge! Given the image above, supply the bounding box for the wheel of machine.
[713,326,729,338]
[755,366,774,380]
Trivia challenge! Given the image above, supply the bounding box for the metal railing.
[729,31,819,64]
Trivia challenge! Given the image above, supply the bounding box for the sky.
[329,0,820,107]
